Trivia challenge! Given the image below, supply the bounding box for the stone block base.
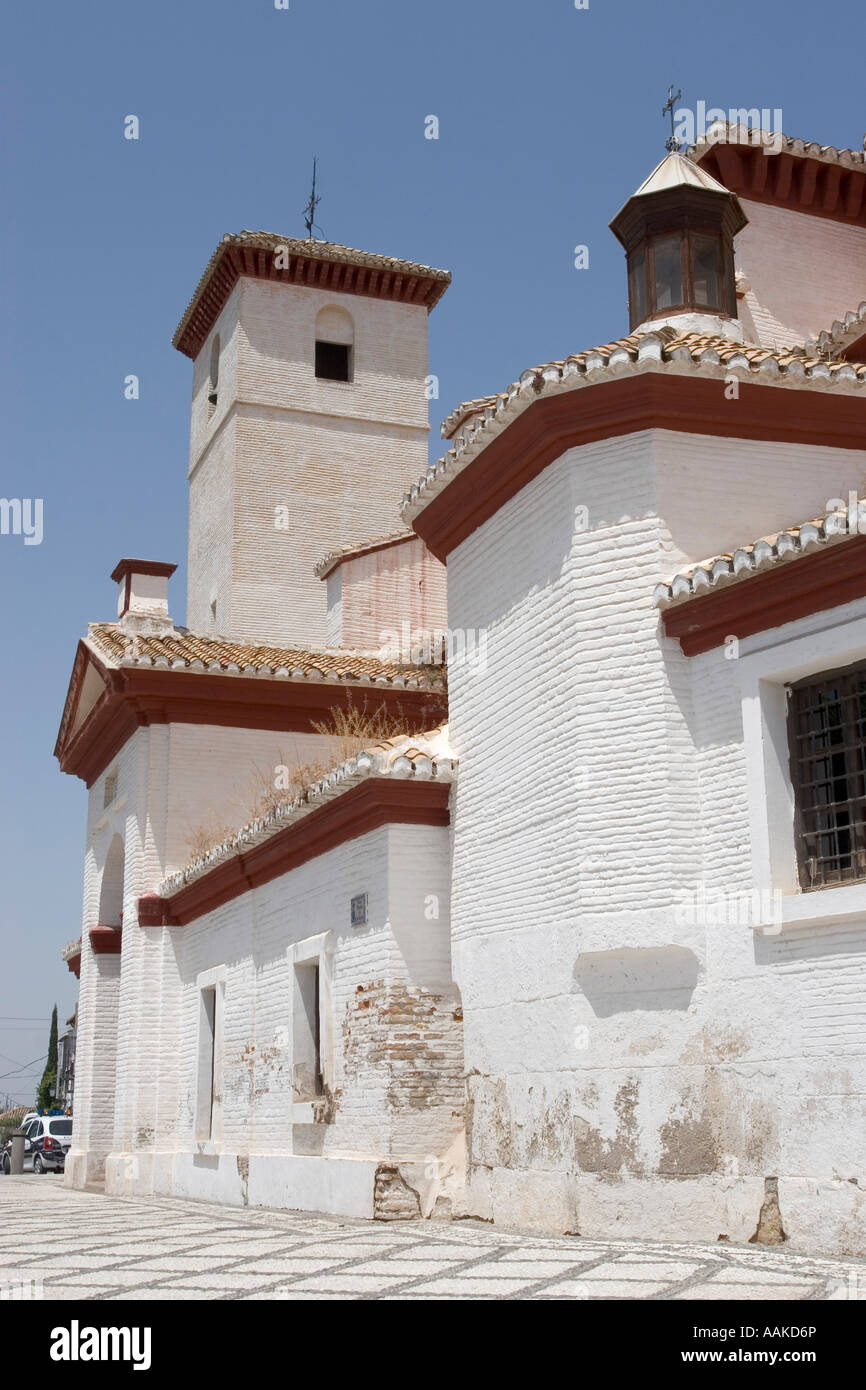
[462,1168,866,1257]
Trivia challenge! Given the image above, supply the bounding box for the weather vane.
[302,157,324,240]
[662,85,682,152]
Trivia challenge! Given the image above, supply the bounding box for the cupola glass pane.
[628,248,647,324]
[652,235,683,310]
[692,234,722,308]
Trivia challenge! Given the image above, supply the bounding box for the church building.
[57,120,866,1253]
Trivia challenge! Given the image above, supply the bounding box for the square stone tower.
[173,232,450,648]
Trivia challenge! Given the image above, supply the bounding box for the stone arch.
[315,304,354,346]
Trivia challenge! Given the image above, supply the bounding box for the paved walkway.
[1,1176,862,1300]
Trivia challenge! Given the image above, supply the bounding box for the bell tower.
[174,232,450,648]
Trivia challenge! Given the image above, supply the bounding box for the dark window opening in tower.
[208,334,220,413]
[315,339,351,382]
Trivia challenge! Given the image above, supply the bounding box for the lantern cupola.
[610,151,747,336]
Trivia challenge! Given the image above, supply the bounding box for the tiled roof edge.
[84,626,444,692]
[313,529,416,579]
[402,330,866,524]
[804,302,866,360]
[653,504,861,610]
[158,729,456,896]
[173,231,451,352]
[689,125,866,169]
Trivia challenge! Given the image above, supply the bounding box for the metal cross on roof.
[302,157,323,240]
[662,85,682,152]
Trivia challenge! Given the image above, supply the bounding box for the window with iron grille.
[789,661,866,890]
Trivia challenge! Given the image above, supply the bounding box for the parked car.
[1,1116,72,1174]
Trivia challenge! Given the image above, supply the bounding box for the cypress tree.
[36,1004,58,1111]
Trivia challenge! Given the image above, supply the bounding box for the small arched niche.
[315,306,354,382]
[98,834,125,928]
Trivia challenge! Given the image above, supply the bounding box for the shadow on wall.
[573,945,700,1017]
[98,834,125,926]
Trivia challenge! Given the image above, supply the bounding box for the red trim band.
[698,145,866,227]
[413,374,866,562]
[55,646,448,787]
[661,533,866,655]
[137,777,451,927]
[89,925,122,955]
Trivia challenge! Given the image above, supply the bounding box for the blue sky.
[0,0,863,1102]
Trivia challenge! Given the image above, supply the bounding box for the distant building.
[58,122,866,1254]
[57,1011,77,1112]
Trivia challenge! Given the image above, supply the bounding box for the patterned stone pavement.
[1,1175,863,1301]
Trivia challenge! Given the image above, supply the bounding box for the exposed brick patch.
[373,1163,421,1221]
[750,1177,787,1246]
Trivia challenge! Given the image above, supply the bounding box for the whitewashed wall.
[102,819,461,1218]
[446,423,866,1253]
[67,718,348,1188]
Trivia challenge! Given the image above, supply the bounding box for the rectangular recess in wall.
[196,986,217,1141]
[292,962,322,1101]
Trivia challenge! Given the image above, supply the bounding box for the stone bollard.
[10,1129,26,1175]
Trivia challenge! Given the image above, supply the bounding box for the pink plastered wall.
[326,536,447,649]
[734,198,866,350]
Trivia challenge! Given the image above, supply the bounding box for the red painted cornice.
[698,145,866,226]
[175,241,450,360]
[137,776,451,927]
[661,533,866,655]
[413,373,866,562]
[89,925,122,955]
[109,559,177,584]
[55,647,447,787]
[843,334,866,365]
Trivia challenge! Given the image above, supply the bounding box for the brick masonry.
[446,426,866,1253]
[326,536,447,650]
[735,198,866,350]
[63,183,866,1252]
[186,278,432,648]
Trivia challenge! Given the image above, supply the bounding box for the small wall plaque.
[350,892,368,928]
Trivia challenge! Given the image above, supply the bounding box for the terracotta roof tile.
[313,529,415,580]
[690,125,866,170]
[173,230,451,358]
[403,327,866,524]
[440,395,501,440]
[803,301,866,362]
[86,623,445,690]
[159,726,456,896]
[653,501,862,610]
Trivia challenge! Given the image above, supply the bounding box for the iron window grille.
[788,660,866,890]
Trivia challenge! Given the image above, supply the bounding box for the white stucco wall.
[67,718,352,1187]
[445,422,866,1254]
[101,819,462,1218]
[654,430,866,569]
